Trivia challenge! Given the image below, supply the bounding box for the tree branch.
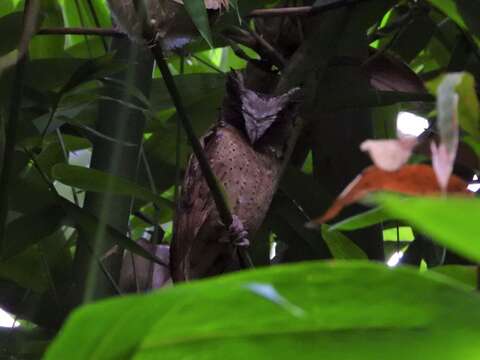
[37,27,125,37]
[247,0,371,18]
[149,43,254,269]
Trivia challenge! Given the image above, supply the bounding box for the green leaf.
[321,225,368,260]
[183,0,213,48]
[29,1,65,59]
[0,229,72,293]
[46,261,480,359]
[52,164,172,209]
[59,199,166,267]
[0,12,22,56]
[329,207,391,231]
[430,265,477,290]
[454,73,480,139]
[427,0,480,41]
[376,194,480,262]
[2,205,65,260]
[463,135,480,157]
[60,54,125,95]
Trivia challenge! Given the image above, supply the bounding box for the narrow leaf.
[182,0,214,47]
[329,207,392,231]
[321,225,368,260]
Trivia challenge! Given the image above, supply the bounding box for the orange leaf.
[311,164,471,225]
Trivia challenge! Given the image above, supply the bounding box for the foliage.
[0,0,478,359]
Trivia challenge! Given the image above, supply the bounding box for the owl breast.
[171,124,282,281]
[212,126,281,232]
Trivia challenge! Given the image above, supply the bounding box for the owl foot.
[219,215,250,247]
[230,215,250,247]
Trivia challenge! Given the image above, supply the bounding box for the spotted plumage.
[171,71,299,282]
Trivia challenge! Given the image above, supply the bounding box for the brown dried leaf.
[360,137,417,171]
[366,53,426,93]
[311,164,470,225]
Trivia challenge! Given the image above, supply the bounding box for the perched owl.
[170,71,299,282]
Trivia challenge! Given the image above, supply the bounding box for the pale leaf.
[360,137,417,171]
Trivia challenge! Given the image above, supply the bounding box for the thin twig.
[368,10,413,43]
[37,27,125,38]
[150,42,254,269]
[151,45,232,228]
[139,145,163,243]
[249,29,287,68]
[248,6,313,18]
[247,0,370,18]
[85,241,123,295]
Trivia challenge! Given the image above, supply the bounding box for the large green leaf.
[46,261,480,359]
[377,194,480,262]
[430,265,477,290]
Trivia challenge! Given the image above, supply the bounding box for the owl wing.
[170,126,228,281]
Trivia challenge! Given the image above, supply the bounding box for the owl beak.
[245,115,261,144]
[244,115,275,145]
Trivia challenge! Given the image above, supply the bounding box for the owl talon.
[229,215,250,247]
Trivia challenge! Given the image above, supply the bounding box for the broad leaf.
[430,265,477,290]
[46,261,480,359]
[377,194,480,262]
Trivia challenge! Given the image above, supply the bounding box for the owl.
[170,71,299,281]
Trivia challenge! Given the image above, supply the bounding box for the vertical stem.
[0,55,26,257]
[150,44,233,227]
[73,37,154,303]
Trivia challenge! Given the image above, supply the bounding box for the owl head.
[227,71,300,145]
